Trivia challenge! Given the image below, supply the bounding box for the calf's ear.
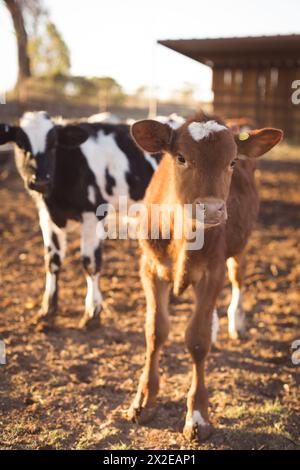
[57,125,88,147]
[0,124,18,145]
[235,128,283,158]
[131,120,173,153]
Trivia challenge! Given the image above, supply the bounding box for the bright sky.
[1,0,300,100]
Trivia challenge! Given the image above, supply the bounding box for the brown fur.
[128,113,283,441]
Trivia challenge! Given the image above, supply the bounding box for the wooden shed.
[158,35,300,140]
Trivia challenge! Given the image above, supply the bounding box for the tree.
[3,0,45,83]
[90,76,123,95]
[28,20,71,77]
[135,85,148,98]
[3,0,31,82]
[91,76,125,108]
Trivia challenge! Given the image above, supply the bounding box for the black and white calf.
[0,111,160,328]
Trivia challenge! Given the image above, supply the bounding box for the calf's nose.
[194,197,227,224]
[28,174,51,193]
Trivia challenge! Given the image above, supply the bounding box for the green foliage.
[24,4,125,106]
[62,75,126,106]
[90,76,126,105]
[14,73,127,107]
[28,19,71,77]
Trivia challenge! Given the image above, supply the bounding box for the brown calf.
[128,112,282,441]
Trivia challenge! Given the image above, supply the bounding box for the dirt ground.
[0,145,299,450]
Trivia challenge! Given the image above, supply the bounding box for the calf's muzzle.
[28,174,51,193]
[194,197,227,225]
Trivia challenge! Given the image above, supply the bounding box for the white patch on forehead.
[188,120,227,142]
[20,111,54,154]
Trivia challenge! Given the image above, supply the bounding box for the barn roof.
[158,34,300,67]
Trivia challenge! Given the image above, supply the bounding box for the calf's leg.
[79,212,103,329]
[227,252,246,339]
[38,205,67,323]
[184,266,224,442]
[128,257,170,424]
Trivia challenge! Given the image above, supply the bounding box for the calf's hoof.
[127,405,157,425]
[79,307,102,330]
[32,306,56,330]
[183,422,214,443]
[35,319,55,333]
[228,328,247,340]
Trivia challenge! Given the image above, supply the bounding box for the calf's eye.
[230,159,237,168]
[176,153,187,166]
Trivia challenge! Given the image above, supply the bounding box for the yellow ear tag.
[239,132,250,141]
